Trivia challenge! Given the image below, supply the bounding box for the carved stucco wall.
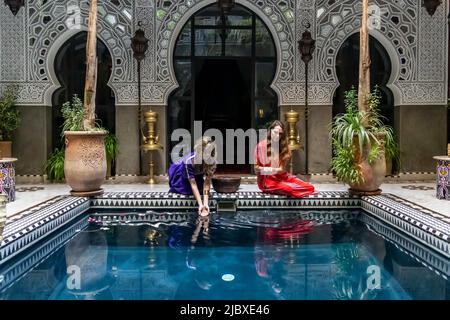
[0,0,447,107]
[312,0,448,106]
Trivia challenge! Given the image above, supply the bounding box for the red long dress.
[255,140,315,198]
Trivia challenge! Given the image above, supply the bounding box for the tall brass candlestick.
[285,109,301,174]
[141,110,163,184]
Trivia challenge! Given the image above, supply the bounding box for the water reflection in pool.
[0,210,448,300]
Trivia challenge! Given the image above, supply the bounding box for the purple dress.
[168,152,204,195]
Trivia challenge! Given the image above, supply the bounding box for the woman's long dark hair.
[267,120,291,165]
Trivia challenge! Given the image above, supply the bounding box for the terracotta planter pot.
[212,176,241,193]
[0,141,12,159]
[349,136,386,195]
[64,131,107,197]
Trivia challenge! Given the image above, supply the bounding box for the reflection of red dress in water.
[255,140,315,198]
[255,220,314,278]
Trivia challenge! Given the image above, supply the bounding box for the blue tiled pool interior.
[0,209,449,300]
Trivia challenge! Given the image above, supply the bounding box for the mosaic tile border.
[91,191,361,210]
[362,196,450,240]
[361,197,449,258]
[381,194,449,222]
[0,216,88,292]
[0,197,89,263]
[7,196,66,222]
[360,214,449,279]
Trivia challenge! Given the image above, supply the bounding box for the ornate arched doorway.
[333,33,394,126]
[333,33,397,174]
[52,32,115,149]
[168,3,277,173]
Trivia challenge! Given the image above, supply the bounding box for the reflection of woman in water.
[174,216,218,299]
[254,219,314,296]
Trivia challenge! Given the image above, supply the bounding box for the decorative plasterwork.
[312,0,448,106]
[0,0,136,106]
[0,0,447,106]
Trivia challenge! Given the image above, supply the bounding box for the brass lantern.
[131,28,149,63]
[4,0,25,16]
[422,0,442,16]
[298,29,316,65]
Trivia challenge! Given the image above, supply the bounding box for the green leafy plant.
[105,133,119,166]
[60,95,105,136]
[60,95,84,136]
[330,86,398,184]
[0,86,20,141]
[45,147,65,182]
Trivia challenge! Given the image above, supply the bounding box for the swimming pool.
[0,209,448,300]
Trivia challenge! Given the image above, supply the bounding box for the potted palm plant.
[331,87,397,194]
[330,0,398,195]
[0,86,20,158]
[64,0,107,196]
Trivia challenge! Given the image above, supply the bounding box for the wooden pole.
[83,0,98,131]
[358,0,371,121]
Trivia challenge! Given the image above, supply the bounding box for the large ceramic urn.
[349,136,387,195]
[64,131,107,197]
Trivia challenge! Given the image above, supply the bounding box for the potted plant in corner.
[64,0,107,196]
[331,87,396,195]
[0,86,20,159]
[330,0,397,195]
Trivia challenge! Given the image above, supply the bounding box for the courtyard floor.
[6,182,450,221]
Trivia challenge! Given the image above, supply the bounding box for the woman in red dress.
[254,120,315,198]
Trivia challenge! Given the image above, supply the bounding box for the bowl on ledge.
[211,176,241,193]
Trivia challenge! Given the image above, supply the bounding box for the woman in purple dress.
[169,137,217,216]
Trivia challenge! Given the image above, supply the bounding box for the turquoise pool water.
[0,210,448,300]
